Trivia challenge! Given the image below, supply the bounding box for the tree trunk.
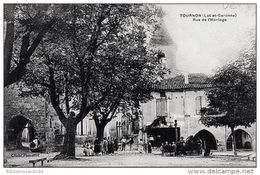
[96,122,106,142]
[55,120,77,159]
[231,127,238,156]
[4,4,15,87]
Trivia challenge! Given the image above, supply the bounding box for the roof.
[153,73,213,91]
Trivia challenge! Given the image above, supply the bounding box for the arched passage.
[194,129,217,150]
[7,116,36,149]
[226,129,252,150]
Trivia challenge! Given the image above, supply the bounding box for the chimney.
[184,73,189,84]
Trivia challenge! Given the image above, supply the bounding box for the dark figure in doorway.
[204,141,211,157]
[195,137,203,155]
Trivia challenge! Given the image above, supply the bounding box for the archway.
[194,129,217,150]
[226,129,252,150]
[7,116,36,149]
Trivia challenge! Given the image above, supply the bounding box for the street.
[4,147,256,168]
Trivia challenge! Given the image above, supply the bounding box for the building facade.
[141,74,256,151]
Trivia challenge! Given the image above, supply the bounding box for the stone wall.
[4,86,60,152]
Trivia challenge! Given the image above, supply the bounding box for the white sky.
[161,4,256,74]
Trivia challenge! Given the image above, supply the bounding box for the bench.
[29,158,47,167]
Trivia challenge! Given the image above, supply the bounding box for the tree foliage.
[4,4,60,87]
[19,4,166,157]
[200,43,256,129]
[200,42,256,155]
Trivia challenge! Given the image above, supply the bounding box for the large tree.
[20,4,164,158]
[92,40,167,141]
[200,44,256,156]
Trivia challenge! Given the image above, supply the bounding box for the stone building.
[4,85,63,151]
[140,73,256,151]
[138,20,256,151]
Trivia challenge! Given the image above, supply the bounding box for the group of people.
[82,135,208,157]
[121,137,134,151]
[141,141,152,153]
[83,137,118,156]
[160,141,177,156]
[159,136,209,156]
[83,141,95,156]
[100,137,116,154]
[160,137,189,156]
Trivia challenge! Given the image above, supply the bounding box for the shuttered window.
[156,99,167,116]
[195,96,207,114]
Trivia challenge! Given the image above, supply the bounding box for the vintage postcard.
[3,2,256,170]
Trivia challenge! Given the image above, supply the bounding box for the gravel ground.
[4,147,256,168]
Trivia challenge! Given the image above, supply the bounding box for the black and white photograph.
[2,2,257,169]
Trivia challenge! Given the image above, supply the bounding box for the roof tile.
[153,73,213,91]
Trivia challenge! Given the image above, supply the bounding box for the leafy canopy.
[200,44,256,129]
[20,4,166,126]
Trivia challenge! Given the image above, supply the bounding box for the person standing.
[129,137,134,151]
[108,137,114,154]
[148,142,152,153]
[121,137,126,151]
[103,137,108,154]
[83,142,91,156]
[160,143,165,155]
[177,137,186,156]
[164,141,169,155]
[94,137,100,155]
[114,138,118,151]
[138,139,144,153]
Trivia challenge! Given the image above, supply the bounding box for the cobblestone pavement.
[4,147,256,168]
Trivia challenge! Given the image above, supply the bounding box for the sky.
[161,4,256,74]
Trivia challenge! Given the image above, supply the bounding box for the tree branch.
[4,18,56,87]
[48,64,67,124]
[27,18,56,57]
[105,102,120,124]
[64,73,70,115]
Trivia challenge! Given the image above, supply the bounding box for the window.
[195,96,207,114]
[156,99,167,117]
